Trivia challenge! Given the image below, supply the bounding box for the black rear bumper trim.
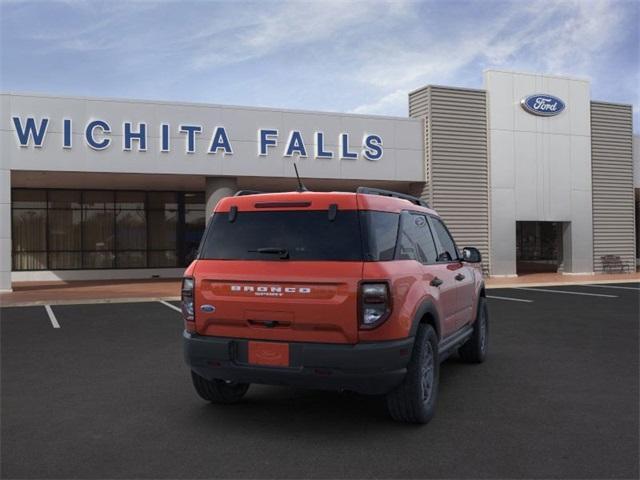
[183,332,414,395]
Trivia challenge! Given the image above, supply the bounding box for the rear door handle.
[430,277,443,287]
[455,273,465,281]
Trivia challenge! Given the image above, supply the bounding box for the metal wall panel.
[590,101,636,272]
[409,86,490,272]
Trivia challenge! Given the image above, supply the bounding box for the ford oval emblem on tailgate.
[200,304,216,313]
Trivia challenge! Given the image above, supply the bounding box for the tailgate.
[194,260,362,344]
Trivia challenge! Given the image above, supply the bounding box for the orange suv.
[182,187,488,424]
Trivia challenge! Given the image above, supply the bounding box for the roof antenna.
[293,163,308,192]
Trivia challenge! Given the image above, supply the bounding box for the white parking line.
[514,287,618,298]
[578,284,640,291]
[44,305,60,328]
[487,295,533,303]
[159,301,182,313]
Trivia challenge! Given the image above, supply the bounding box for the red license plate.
[248,341,290,367]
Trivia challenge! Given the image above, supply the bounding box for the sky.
[1,0,638,129]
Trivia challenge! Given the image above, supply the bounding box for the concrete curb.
[486,278,640,289]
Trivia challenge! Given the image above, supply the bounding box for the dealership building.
[1,69,637,291]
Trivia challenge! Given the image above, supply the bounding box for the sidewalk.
[1,272,638,308]
[0,279,182,307]
[485,271,640,288]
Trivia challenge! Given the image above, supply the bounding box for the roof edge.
[0,90,419,123]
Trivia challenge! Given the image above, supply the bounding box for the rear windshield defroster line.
[254,201,312,208]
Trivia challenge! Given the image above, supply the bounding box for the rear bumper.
[183,332,414,395]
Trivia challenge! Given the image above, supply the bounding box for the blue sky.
[1,0,638,129]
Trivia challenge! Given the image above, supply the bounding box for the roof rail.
[234,190,262,197]
[356,187,430,208]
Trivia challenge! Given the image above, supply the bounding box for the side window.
[428,216,459,262]
[360,211,400,261]
[396,213,438,263]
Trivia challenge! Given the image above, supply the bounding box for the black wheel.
[385,324,439,424]
[190,371,250,404]
[459,296,488,363]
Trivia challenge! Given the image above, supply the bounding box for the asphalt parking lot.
[1,283,638,479]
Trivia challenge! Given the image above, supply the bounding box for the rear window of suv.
[199,210,400,262]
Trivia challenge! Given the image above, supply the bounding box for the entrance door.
[516,221,562,275]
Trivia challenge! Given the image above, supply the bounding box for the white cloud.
[527,0,623,73]
[350,88,407,115]
[189,0,412,70]
[349,0,631,115]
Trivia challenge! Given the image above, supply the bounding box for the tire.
[459,296,489,363]
[385,324,439,424]
[190,371,250,404]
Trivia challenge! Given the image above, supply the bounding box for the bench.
[600,255,630,273]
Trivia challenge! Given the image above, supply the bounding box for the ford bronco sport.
[182,187,488,424]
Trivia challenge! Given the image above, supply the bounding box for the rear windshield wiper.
[248,247,290,259]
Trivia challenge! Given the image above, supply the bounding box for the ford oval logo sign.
[520,94,566,117]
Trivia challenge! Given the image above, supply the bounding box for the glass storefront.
[11,189,205,270]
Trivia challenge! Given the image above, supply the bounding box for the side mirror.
[462,247,482,263]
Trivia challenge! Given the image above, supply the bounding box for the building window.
[48,190,82,269]
[11,189,205,271]
[12,190,47,270]
[148,192,178,268]
[115,191,146,268]
[82,191,115,269]
[183,192,206,265]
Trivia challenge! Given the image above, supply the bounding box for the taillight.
[181,277,195,322]
[359,282,391,329]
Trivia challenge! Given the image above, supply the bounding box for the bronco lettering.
[230,285,311,294]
